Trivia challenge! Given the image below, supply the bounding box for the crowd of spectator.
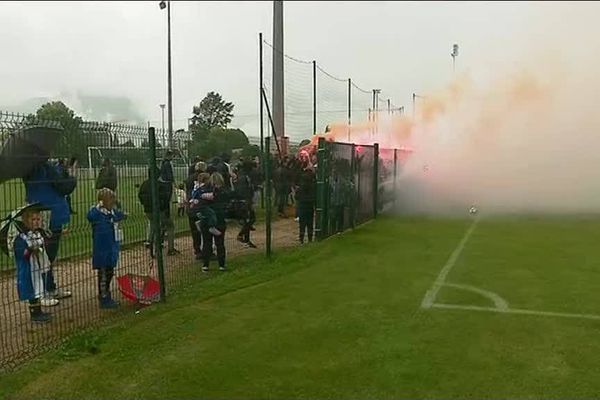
[12,148,321,323]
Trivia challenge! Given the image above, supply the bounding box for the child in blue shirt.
[87,188,126,309]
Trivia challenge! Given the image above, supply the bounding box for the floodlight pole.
[159,104,166,146]
[451,43,459,75]
[159,0,174,149]
[412,93,425,120]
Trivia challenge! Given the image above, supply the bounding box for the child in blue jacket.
[189,173,221,236]
[87,188,126,309]
[13,208,54,323]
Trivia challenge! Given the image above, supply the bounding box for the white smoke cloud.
[395,24,600,215]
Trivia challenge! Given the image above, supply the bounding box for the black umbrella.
[0,125,64,183]
[0,202,51,256]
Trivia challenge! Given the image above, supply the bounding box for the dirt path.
[0,218,299,369]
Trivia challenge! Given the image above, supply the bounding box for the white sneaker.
[209,227,222,236]
[40,297,59,307]
[50,288,72,299]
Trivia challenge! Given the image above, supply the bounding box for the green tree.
[188,127,250,160]
[241,144,260,159]
[35,101,109,160]
[190,92,234,131]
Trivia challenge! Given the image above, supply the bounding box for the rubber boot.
[99,293,120,309]
[29,302,51,323]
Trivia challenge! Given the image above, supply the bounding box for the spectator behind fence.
[138,167,178,256]
[59,157,79,215]
[190,173,221,237]
[176,183,187,217]
[186,161,207,259]
[296,161,316,244]
[160,150,175,185]
[200,172,229,272]
[222,153,234,191]
[13,209,54,323]
[87,188,126,309]
[95,157,120,210]
[159,151,176,248]
[235,161,257,248]
[188,156,201,177]
[23,160,74,304]
[95,158,117,191]
[208,154,233,191]
[274,157,291,218]
[250,156,263,206]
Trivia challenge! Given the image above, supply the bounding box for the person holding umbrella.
[1,203,56,323]
[23,160,74,303]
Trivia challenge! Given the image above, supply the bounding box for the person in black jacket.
[95,158,117,192]
[96,158,119,210]
[138,167,178,256]
[200,173,230,272]
[185,161,207,259]
[160,150,175,185]
[235,161,257,248]
[274,157,291,218]
[58,157,79,215]
[296,162,316,244]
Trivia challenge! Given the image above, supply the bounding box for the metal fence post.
[347,78,352,142]
[350,143,356,229]
[259,32,265,210]
[315,137,326,240]
[148,127,166,301]
[265,135,272,258]
[313,60,317,135]
[373,143,379,219]
[323,142,330,237]
[393,148,398,211]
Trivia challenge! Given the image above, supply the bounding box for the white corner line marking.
[421,218,480,309]
[443,283,509,311]
[432,303,600,321]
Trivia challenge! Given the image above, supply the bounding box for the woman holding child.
[197,173,229,272]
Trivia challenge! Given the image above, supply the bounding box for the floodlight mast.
[451,43,459,73]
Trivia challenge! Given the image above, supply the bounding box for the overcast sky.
[0,1,595,139]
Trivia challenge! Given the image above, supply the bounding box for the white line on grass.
[432,303,600,321]
[443,283,509,311]
[420,218,480,309]
[421,217,600,322]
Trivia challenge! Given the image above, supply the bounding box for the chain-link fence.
[0,109,405,370]
[0,111,160,368]
[313,138,403,241]
[0,33,410,369]
[0,110,287,369]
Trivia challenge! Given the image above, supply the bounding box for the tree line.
[27,91,259,166]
